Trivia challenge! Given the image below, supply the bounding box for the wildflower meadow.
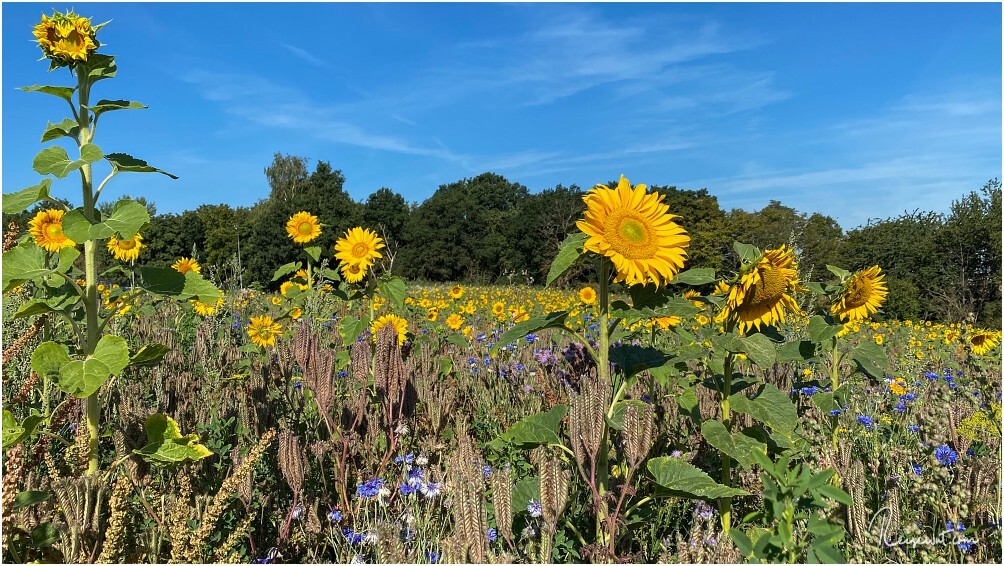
[2,8,1002,566]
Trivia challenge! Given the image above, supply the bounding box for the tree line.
[6,153,1000,327]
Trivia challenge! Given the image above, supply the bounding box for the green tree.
[514,184,587,284]
[649,185,730,273]
[363,187,411,273]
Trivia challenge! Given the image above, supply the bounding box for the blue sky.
[3,2,1001,230]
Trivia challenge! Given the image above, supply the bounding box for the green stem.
[595,259,612,554]
[719,351,734,537]
[830,335,840,453]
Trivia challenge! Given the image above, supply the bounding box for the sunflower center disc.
[842,280,870,308]
[352,243,369,258]
[46,224,63,239]
[119,239,136,250]
[747,265,786,307]
[298,222,313,235]
[606,210,658,259]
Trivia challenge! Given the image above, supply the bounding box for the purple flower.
[908,424,919,432]
[482,465,493,478]
[400,483,416,496]
[527,500,542,518]
[420,481,442,498]
[356,478,385,499]
[829,409,842,416]
[426,551,440,563]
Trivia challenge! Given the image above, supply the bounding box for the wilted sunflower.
[172,257,201,275]
[579,286,598,305]
[831,266,888,322]
[248,315,283,348]
[334,227,384,269]
[340,261,367,284]
[28,209,76,252]
[576,175,690,287]
[107,233,143,262]
[371,314,408,346]
[969,330,1001,356]
[33,11,99,64]
[716,245,803,334]
[286,211,322,244]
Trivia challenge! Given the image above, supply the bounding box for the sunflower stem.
[830,335,841,453]
[596,258,612,554]
[719,350,734,537]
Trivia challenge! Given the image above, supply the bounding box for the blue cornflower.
[911,463,923,476]
[829,409,843,416]
[407,466,425,485]
[467,357,478,367]
[966,448,975,457]
[475,333,486,343]
[949,381,958,389]
[514,363,526,373]
[483,357,492,366]
[356,478,385,499]
[934,445,958,467]
[482,465,493,478]
[487,527,498,542]
[525,333,538,343]
[957,540,974,553]
[902,392,917,402]
[420,481,442,498]
[800,386,820,396]
[908,424,919,432]
[893,401,907,413]
[856,415,875,430]
[426,551,441,563]
[342,528,365,545]
[327,508,343,523]
[641,394,652,403]
[924,371,939,380]
[400,483,416,496]
[527,500,543,518]
[338,370,348,378]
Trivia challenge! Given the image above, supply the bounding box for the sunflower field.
[2,10,1002,566]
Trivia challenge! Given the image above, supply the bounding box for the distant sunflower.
[286,211,322,244]
[191,295,223,317]
[340,261,367,284]
[684,290,703,308]
[289,307,303,320]
[293,269,312,290]
[491,301,507,319]
[831,266,888,322]
[576,175,690,287]
[653,316,681,331]
[579,286,598,305]
[107,233,143,262]
[969,330,1001,356]
[28,209,76,252]
[716,245,803,334]
[713,281,731,296]
[445,313,464,331]
[334,227,384,269]
[247,315,283,348]
[280,281,295,296]
[449,285,465,300]
[172,257,201,275]
[371,314,408,346]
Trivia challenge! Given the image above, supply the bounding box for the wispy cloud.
[276,41,329,68]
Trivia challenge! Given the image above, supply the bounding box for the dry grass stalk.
[447,419,488,562]
[2,316,45,366]
[52,474,108,563]
[622,401,654,469]
[213,512,255,562]
[490,464,514,546]
[96,476,132,564]
[278,430,306,496]
[2,444,25,550]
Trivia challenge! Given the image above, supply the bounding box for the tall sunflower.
[830,266,888,322]
[371,314,409,346]
[28,209,76,252]
[172,257,201,275]
[969,330,1001,356]
[247,315,283,348]
[107,233,143,262]
[334,227,384,269]
[715,245,803,334]
[33,11,99,64]
[576,175,690,287]
[286,211,322,244]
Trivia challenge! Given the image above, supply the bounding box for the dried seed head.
[623,401,654,469]
[278,430,306,496]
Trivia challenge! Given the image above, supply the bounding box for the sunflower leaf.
[648,456,749,500]
[2,410,45,450]
[733,242,761,264]
[135,414,213,465]
[807,315,841,344]
[729,383,797,437]
[673,268,716,286]
[377,276,408,310]
[105,152,179,179]
[33,144,103,179]
[825,265,851,281]
[271,261,302,282]
[2,179,54,214]
[498,405,567,447]
[40,118,81,143]
[546,232,588,287]
[138,267,222,304]
[85,99,147,117]
[129,344,170,368]
[851,341,889,378]
[2,244,55,291]
[99,199,150,240]
[18,84,76,102]
[610,344,667,380]
[490,311,570,355]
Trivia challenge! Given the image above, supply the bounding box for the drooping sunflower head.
[280,281,295,296]
[968,329,1001,356]
[715,245,803,334]
[576,175,690,287]
[172,257,201,275]
[371,314,409,346]
[579,286,598,305]
[340,261,367,284]
[247,315,283,348]
[831,266,888,322]
[286,211,322,244]
[33,11,99,65]
[334,227,384,269]
[28,208,76,253]
[107,233,143,262]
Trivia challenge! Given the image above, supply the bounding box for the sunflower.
[491,301,507,319]
[969,330,1001,356]
[684,290,703,308]
[715,245,803,334]
[653,316,681,331]
[28,209,76,252]
[576,175,690,287]
[107,233,143,262]
[889,378,907,396]
[172,257,201,275]
[33,11,98,64]
[340,261,367,284]
[371,314,409,346]
[427,308,439,323]
[293,269,312,290]
[280,281,295,296]
[289,307,303,320]
[248,315,283,348]
[831,266,888,322]
[449,285,465,300]
[191,295,224,317]
[713,281,731,296]
[334,227,384,269]
[445,313,464,331]
[579,286,598,305]
[286,211,322,244]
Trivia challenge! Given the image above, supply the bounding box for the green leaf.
[129,344,170,368]
[59,209,92,243]
[673,268,716,286]
[730,383,797,436]
[491,311,570,355]
[648,456,748,500]
[139,267,222,304]
[101,199,150,240]
[738,333,776,368]
[512,476,541,517]
[339,315,368,344]
[700,421,766,469]
[825,265,851,281]
[2,179,54,214]
[135,414,213,465]
[733,242,761,264]
[105,152,179,179]
[2,410,45,449]
[730,530,754,557]
[271,261,302,282]
[609,344,666,379]
[810,391,841,415]
[816,484,853,506]
[546,232,588,287]
[499,405,567,447]
[377,276,408,310]
[776,340,817,363]
[86,99,147,117]
[29,523,60,548]
[606,399,648,431]
[32,144,103,179]
[42,335,130,398]
[851,340,888,378]
[808,315,840,344]
[83,54,117,82]
[40,117,80,143]
[804,281,827,296]
[3,244,55,292]
[13,292,79,319]
[18,84,75,101]
[13,490,51,511]
[303,245,322,262]
[445,333,468,348]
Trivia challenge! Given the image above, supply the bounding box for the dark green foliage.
[650,185,731,272]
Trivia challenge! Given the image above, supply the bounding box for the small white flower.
[395,422,410,435]
[350,554,366,564]
[415,453,429,466]
[364,531,379,546]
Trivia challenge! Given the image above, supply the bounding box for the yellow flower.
[271,296,283,306]
[969,330,1001,356]
[247,315,283,348]
[715,245,803,334]
[293,269,312,290]
[653,316,680,331]
[290,307,303,320]
[831,266,888,322]
[172,257,201,275]
[684,289,702,307]
[579,286,598,305]
[874,334,884,346]
[286,211,322,244]
[371,314,408,346]
[446,313,464,331]
[695,314,710,326]
[427,308,439,323]
[713,280,730,295]
[492,301,506,319]
[191,295,224,317]
[889,378,907,396]
[576,175,690,287]
[340,261,367,284]
[802,368,812,378]
[280,281,294,296]
[33,11,98,64]
[106,233,143,262]
[334,227,384,269]
[28,209,76,252]
[449,285,465,300]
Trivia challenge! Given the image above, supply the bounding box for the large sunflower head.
[340,261,367,284]
[28,208,76,253]
[715,245,803,334]
[107,233,143,262]
[286,211,322,244]
[831,265,888,322]
[968,329,1001,356]
[334,227,384,269]
[248,315,283,348]
[172,257,201,275]
[576,175,690,287]
[371,314,409,346]
[33,11,99,65]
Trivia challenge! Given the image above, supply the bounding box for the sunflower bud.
[33,10,100,66]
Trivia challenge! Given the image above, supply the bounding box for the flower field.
[2,9,1002,566]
